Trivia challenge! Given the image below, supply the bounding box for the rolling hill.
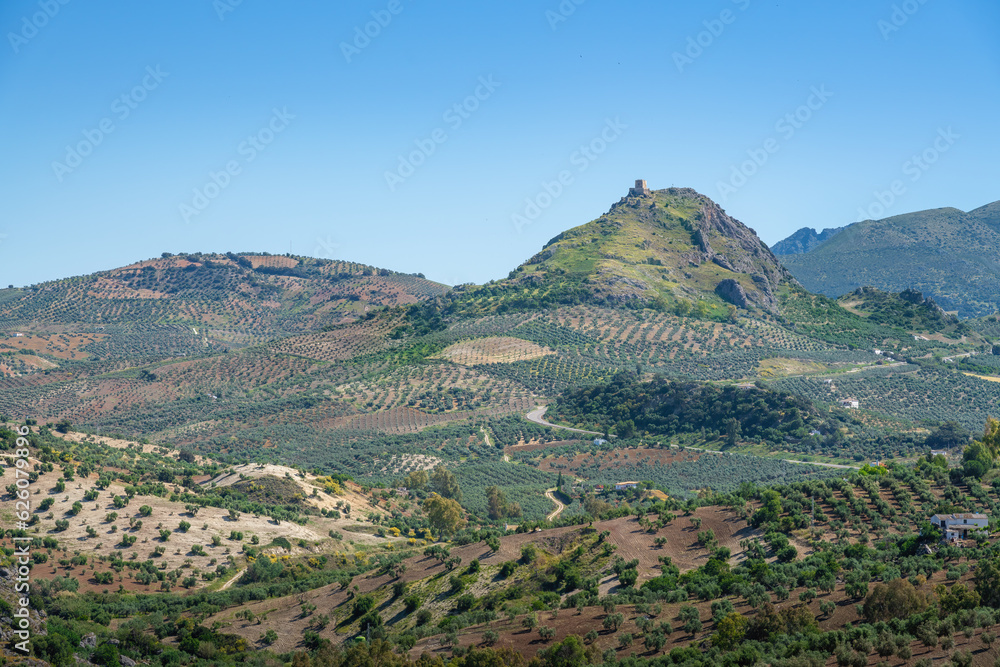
[0,182,995,489]
[0,252,449,358]
[775,201,1000,317]
[7,183,1000,667]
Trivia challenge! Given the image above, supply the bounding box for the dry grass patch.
[436,337,555,366]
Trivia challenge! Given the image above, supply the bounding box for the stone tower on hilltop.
[629,179,652,197]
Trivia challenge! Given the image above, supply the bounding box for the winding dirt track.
[544,488,565,522]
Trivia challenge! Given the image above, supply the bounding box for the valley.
[4,186,1000,666]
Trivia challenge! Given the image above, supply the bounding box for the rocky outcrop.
[715,279,750,309]
[678,191,794,312]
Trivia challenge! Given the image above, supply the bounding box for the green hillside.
[778,201,1000,317]
[451,186,795,320]
[0,252,449,356]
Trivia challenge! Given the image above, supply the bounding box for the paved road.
[526,406,610,437]
[544,488,565,522]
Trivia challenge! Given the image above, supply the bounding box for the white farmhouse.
[931,513,988,542]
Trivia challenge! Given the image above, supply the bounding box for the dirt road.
[544,488,565,522]
[220,569,245,590]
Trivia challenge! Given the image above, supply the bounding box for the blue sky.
[2,1,998,288]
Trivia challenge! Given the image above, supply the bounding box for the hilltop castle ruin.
[629,179,652,197]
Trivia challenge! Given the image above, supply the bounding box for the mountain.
[771,225,844,255]
[778,201,1000,317]
[0,252,449,357]
[461,185,795,318]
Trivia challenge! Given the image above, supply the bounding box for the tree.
[603,613,624,632]
[679,605,702,636]
[644,630,667,653]
[32,633,74,666]
[423,494,466,535]
[751,489,782,527]
[538,634,590,666]
[926,421,972,450]
[430,466,462,501]
[936,583,980,615]
[486,486,509,520]
[724,418,741,447]
[402,469,428,490]
[984,417,1000,460]
[845,571,871,599]
[619,568,638,588]
[712,613,748,651]
[862,578,928,623]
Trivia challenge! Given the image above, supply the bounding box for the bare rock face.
[679,190,796,311]
[715,279,750,309]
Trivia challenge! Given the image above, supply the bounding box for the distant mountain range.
[771,226,844,255]
[773,200,1000,317]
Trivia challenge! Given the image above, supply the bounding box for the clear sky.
[2,1,998,288]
